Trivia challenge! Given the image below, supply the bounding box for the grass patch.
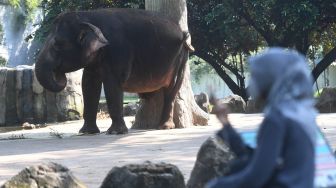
[99,96,140,105]
[315,88,324,98]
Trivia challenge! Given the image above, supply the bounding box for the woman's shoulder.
[263,108,287,127]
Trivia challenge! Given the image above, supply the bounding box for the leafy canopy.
[35,0,144,41]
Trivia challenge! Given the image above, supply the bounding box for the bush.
[0,57,7,67]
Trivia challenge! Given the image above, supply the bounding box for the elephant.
[35,8,194,134]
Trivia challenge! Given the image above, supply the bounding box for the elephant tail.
[164,32,192,101]
[165,42,189,102]
[183,31,195,52]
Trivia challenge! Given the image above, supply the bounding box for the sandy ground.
[0,114,335,187]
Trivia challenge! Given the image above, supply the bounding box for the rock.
[187,136,235,188]
[123,103,140,116]
[0,66,84,127]
[212,95,246,113]
[22,122,35,130]
[32,68,45,122]
[5,68,18,124]
[194,92,210,113]
[16,67,34,122]
[1,162,86,188]
[55,70,83,121]
[100,161,185,188]
[0,68,7,126]
[45,91,58,122]
[316,87,336,113]
[97,102,139,117]
[245,99,264,113]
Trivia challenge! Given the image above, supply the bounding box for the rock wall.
[316,87,336,113]
[0,66,83,126]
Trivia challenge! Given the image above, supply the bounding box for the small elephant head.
[35,12,108,92]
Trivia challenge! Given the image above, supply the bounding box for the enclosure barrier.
[0,66,83,127]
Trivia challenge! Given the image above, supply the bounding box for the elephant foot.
[79,124,100,134]
[159,121,175,130]
[106,123,128,135]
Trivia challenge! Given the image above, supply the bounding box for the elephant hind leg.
[159,50,189,129]
[159,98,175,129]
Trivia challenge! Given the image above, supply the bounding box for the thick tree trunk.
[133,0,209,129]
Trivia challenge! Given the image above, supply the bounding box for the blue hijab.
[248,47,318,145]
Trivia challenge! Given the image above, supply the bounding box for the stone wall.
[0,66,83,126]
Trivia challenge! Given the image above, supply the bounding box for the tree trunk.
[312,46,336,82]
[132,0,209,129]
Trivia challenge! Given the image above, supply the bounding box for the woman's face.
[248,71,269,101]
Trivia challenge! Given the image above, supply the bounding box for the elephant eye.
[78,31,85,43]
[53,38,72,51]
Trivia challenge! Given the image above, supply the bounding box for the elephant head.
[35,12,108,92]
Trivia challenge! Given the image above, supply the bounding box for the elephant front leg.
[103,76,128,135]
[80,69,102,134]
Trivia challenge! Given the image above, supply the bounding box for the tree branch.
[229,0,275,45]
[196,51,243,80]
[312,46,336,82]
[196,52,248,100]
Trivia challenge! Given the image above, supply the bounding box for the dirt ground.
[0,114,335,187]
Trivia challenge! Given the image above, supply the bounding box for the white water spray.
[0,4,43,67]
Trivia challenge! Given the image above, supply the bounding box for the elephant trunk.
[35,59,67,93]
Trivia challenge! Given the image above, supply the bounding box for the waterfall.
[0,4,43,67]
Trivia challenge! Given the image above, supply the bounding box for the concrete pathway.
[0,114,335,187]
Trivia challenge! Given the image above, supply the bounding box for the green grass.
[314,88,324,98]
[123,96,140,104]
[99,96,139,105]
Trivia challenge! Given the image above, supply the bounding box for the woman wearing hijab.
[207,48,318,188]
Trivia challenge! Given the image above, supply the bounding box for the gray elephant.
[35,8,194,134]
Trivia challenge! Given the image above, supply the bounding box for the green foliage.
[189,0,265,56]
[0,23,3,45]
[187,0,336,99]
[311,23,336,56]
[9,0,21,7]
[201,0,336,55]
[9,0,41,21]
[314,88,324,98]
[190,56,215,83]
[8,0,21,7]
[25,0,41,13]
[35,0,145,41]
[188,0,257,99]
[0,57,7,67]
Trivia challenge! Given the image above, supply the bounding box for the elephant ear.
[78,22,109,63]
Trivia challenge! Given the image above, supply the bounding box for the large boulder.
[123,103,140,116]
[316,87,336,113]
[1,162,86,188]
[97,102,140,117]
[245,99,264,113]
[194,92,210,113]
[55,69,83,121]
[101,161,185,188]
[187,136,235,188]
[212,95,246,113]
